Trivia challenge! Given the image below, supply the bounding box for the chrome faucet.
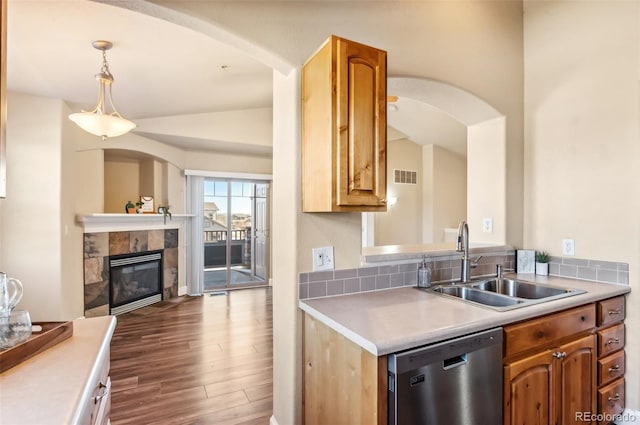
[456,220,481,283]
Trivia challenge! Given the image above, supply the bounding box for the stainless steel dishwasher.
[387,327,503,425]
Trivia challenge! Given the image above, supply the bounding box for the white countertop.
[299,274,630,356]
[0,315,117,425]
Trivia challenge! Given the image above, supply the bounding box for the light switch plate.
[312,246,334,271]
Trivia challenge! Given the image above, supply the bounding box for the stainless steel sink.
[424,278,586,312]
[432,286,525,308]
[471,278,576,299]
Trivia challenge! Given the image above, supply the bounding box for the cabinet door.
[555,334,596,425]
[335,38,386,207]
[504,349,554,425]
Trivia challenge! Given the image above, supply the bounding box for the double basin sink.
[425,277,586,312]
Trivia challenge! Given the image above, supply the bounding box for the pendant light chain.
[101,48,113,81]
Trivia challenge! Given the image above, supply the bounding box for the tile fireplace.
[83,228,179,317]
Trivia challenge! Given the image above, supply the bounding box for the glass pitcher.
[0,272,23,317]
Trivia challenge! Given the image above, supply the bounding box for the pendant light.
[69,40,136,141]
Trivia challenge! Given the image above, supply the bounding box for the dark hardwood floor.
[109,287,273,425]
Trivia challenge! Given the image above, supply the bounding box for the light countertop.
[0,315,117,425]
[299,274,630,356]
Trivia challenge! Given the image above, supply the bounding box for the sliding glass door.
[203,178,269,290]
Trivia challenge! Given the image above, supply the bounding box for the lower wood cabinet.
[504,334,596,425]
[303,313,387,425]
[503,304,597,425]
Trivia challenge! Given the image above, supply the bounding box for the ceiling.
[7,0,467,157]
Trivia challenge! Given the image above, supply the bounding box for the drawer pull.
[94,380,109,404]
[608,365,621,373]
[606,338,620,345]
[608,393,621,402]
[608,308,622,315]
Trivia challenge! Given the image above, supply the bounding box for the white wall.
[272,69,301,425]
[184,150,272,175]
[467,117,507,244]
[432,145,467,243]
[523,0,640,408]
[60,102,85,320]
[375,138,423,246]
[0,92,78,321]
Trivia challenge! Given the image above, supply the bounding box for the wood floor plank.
[110,287,272,425]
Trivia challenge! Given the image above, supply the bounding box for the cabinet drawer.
[598,323,625,358]
[597,296,625,327]
[504,304,595,358]
[598,350,625,387]
[598,378,624,422]
[83,351,111,425]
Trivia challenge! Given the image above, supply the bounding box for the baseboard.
[615,409,640,425]
[269,415,278,425]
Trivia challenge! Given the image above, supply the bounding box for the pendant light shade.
[69,40,135,140]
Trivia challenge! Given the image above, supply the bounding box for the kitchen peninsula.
[300,274,630,424]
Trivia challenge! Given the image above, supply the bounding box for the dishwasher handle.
[443,354,468,370]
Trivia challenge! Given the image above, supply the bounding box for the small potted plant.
[125,200,144,214]
[535,251,549,276]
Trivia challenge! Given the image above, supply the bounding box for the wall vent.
[393,169,417,185]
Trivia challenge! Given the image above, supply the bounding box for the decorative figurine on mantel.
[125,200,144,214]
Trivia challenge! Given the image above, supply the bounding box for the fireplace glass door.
[110,250,163,315]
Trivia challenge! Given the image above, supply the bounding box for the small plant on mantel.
[125,200,144,214]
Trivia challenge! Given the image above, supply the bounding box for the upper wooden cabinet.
[302,35,387,212]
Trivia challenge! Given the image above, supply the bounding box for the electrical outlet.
[312,246,334,271]
[562,239,575,256]
[482,218,493,233]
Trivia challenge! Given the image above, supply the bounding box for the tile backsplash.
[548,256,628,285]
[300,252,515,300]
[299,251,629,300]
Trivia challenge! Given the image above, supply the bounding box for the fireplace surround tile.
[84,257,106,284]
[109,232,131,255]
[148,230,165,251]
[165,229,178,248]
[84,233,109,259]
[129,231,149,253]
[84,280,109,310]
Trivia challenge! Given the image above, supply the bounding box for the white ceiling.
[7,0,466,156]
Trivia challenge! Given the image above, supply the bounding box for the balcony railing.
[204,229,246,242]
[203,229,251,268]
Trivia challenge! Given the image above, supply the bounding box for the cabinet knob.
[608,393,621,402]
[608,365,621,373]
[608,308,622,315]
[552,351,567,359]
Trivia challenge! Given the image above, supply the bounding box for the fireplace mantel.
[77,213,195,233]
